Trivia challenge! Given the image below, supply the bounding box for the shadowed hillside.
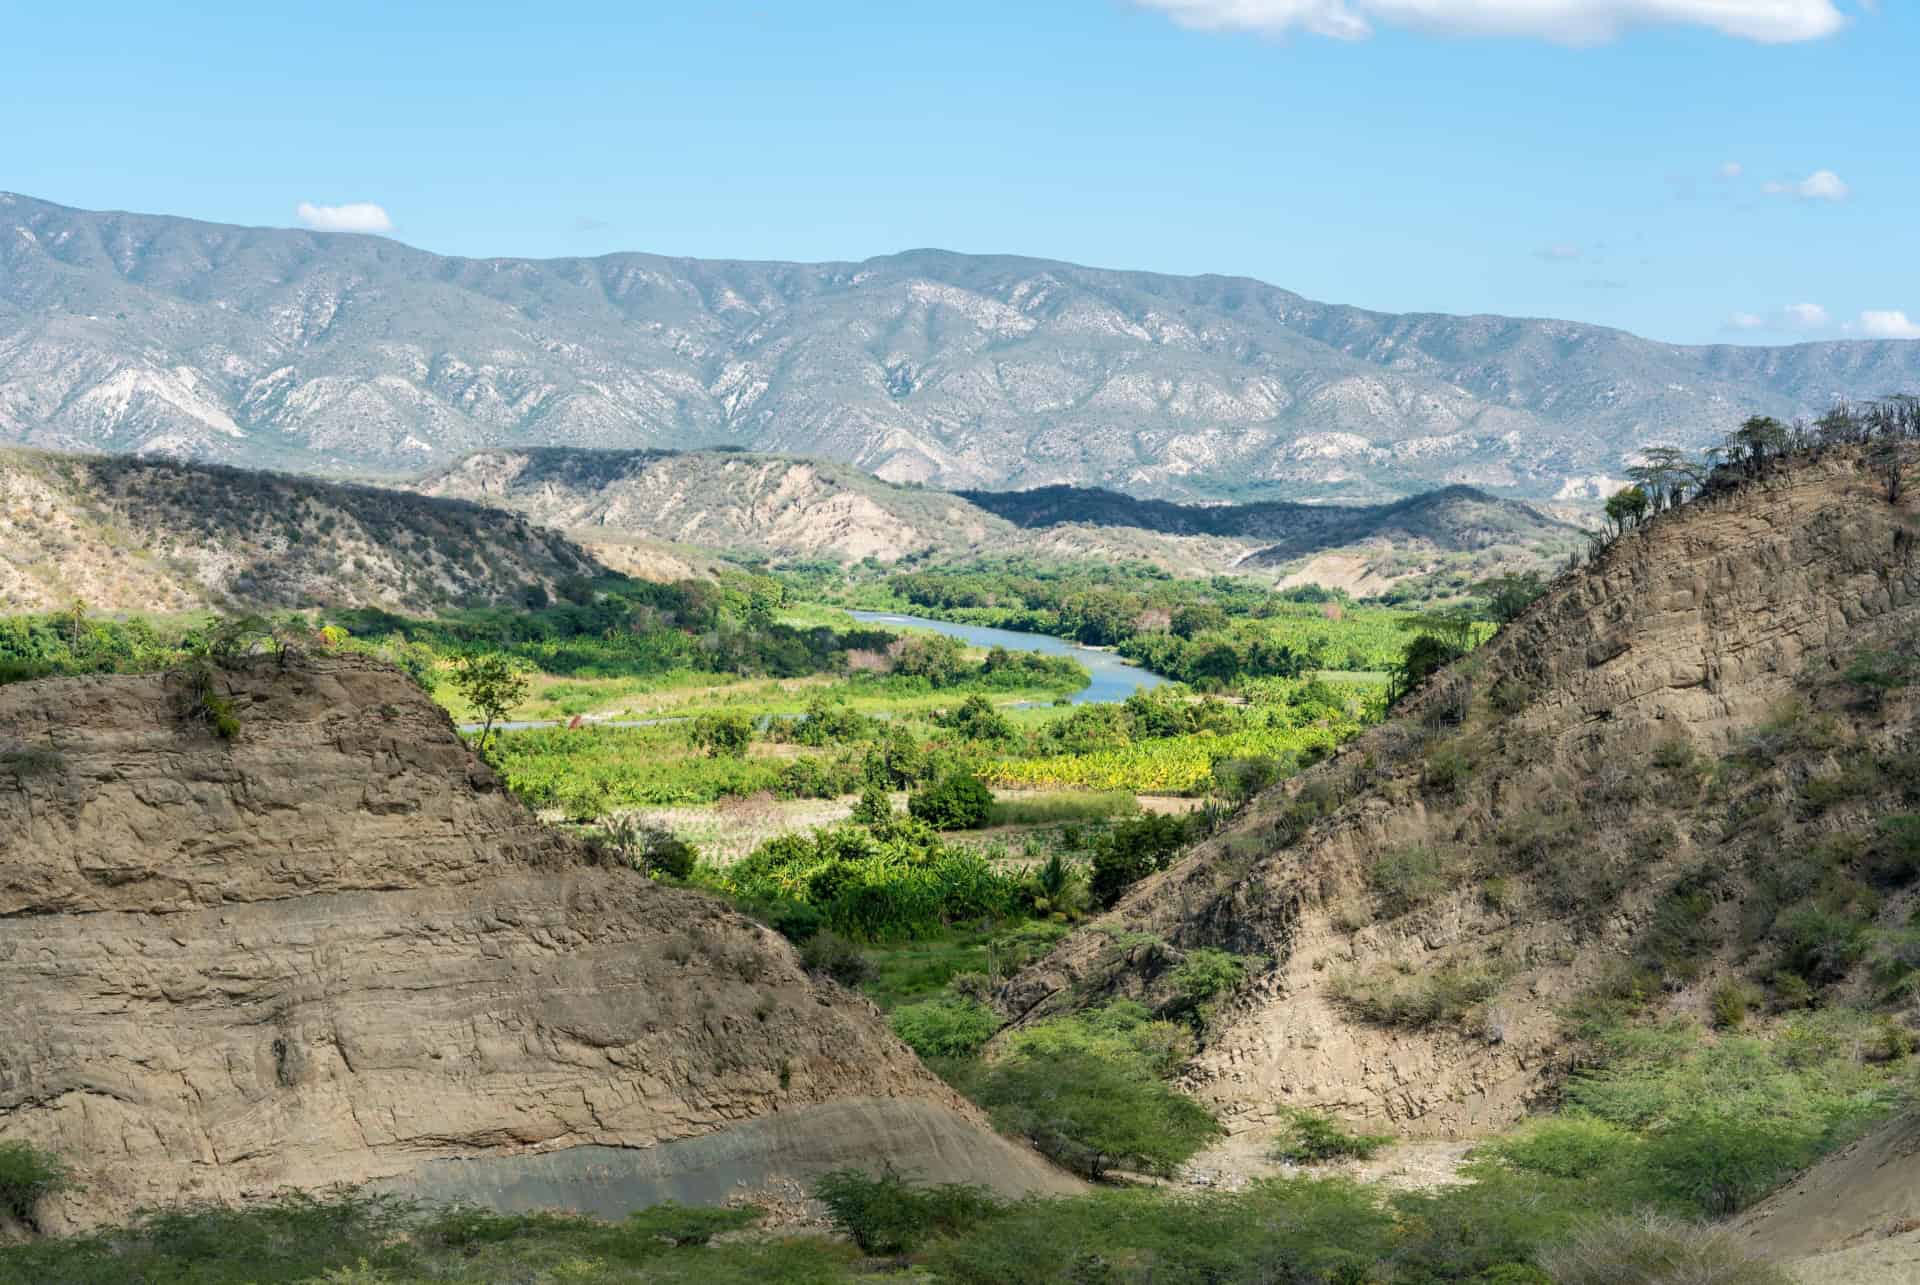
[0,449,599,612]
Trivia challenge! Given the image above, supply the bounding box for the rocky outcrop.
[0,656,1075,1230]
[999,451,1920,1138]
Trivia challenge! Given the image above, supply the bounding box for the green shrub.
[1774,904,1872,985]
[1369,845,1451,918]
[1708,980,1762,1030]
[1328,962,1504,1030]
[924,1179,1395,1285]
[908,769,995,830]
[1167,947,1255,1022]
[1537,1214,1792,1285]
[690,711,752,758]
[1089,813,1192,908]
[959,1046,1219,1180]
[811,1167,1004,1255]
[736,894,823,944]
[1486,1117,1641,1182]
[0,1141,70,1223]
[1869,814,1920,886]
[798,931,874,987]
[1268,1110,1392,1165]
[888,997,1001,1059]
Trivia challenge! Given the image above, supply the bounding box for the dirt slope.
[1738,1111,1920,1282]
[0,656,1076,1231]
[999,449,1920,1138]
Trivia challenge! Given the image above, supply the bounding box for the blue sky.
[6,1,1914,344]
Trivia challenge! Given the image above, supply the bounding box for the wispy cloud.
[1762,170,1850,201]
[1136,1,1849,44]
[1724,303,1833,334]
[1782,302,1832,330]
[1535,243,1583,262]
[1717,161,1744,180]
[295,201,394,234]
[1857,310,1920,339]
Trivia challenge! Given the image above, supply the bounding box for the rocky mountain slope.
[998,447,1919,1138]
[417,446,1010,566]
[6,191,1918,501]
[0,655,1077,1230]
[0,449,598,613]
[418,445,1580,588]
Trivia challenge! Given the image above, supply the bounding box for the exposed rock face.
[0,657,1074,1230]
[999,451,1920,1138]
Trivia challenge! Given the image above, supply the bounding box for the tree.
[850,781,896,828]
[1727,416,1790,476]
[1604,485,1650,537]
[690,711,753,758]
[1626,446,1703,512]
[888,633,967,686]
[452,652,530,751]
[1868,438,1909,505]
[940,693,1013,742]
[909,769,995,830]
[1475,571,1547,626]
[1090,813,1191,907]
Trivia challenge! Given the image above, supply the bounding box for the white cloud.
[1136,1,1849,44]
[1536,243,1582,262]
[1858,310,1920,339]
[1783,302,1831,330]
[1762,169,1850,200]
[295,201,394,234]
[1724,312,1766,331]
[1718,161,1744,179]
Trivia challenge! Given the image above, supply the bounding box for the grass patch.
[985,790,1140,828]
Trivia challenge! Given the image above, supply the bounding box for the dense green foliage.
[812,1169,1004,1256]
[944,1000,1217,1179]
[0,1141,70,1225]
[908,768,995,830]
[710,817,1023,941]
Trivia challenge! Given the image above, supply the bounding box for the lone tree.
[1604,484,1650,537]
[452,652,530,752]
[691,711,753,758]
[1475,571,1547,626]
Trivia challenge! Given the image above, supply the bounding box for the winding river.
[473,611,1166,732]
[847,610,1167,705]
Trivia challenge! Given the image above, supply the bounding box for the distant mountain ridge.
[417,445,1582,593]
[5,190,1917,500]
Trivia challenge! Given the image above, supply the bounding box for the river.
[847,610,1166,705]
[471,611,1166,731]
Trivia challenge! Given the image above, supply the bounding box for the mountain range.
[6,192,1918,502]
[416,446,1582,591]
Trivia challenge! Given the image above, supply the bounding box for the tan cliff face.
[999,451,1920,1139]
[0,656,1074,1230]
